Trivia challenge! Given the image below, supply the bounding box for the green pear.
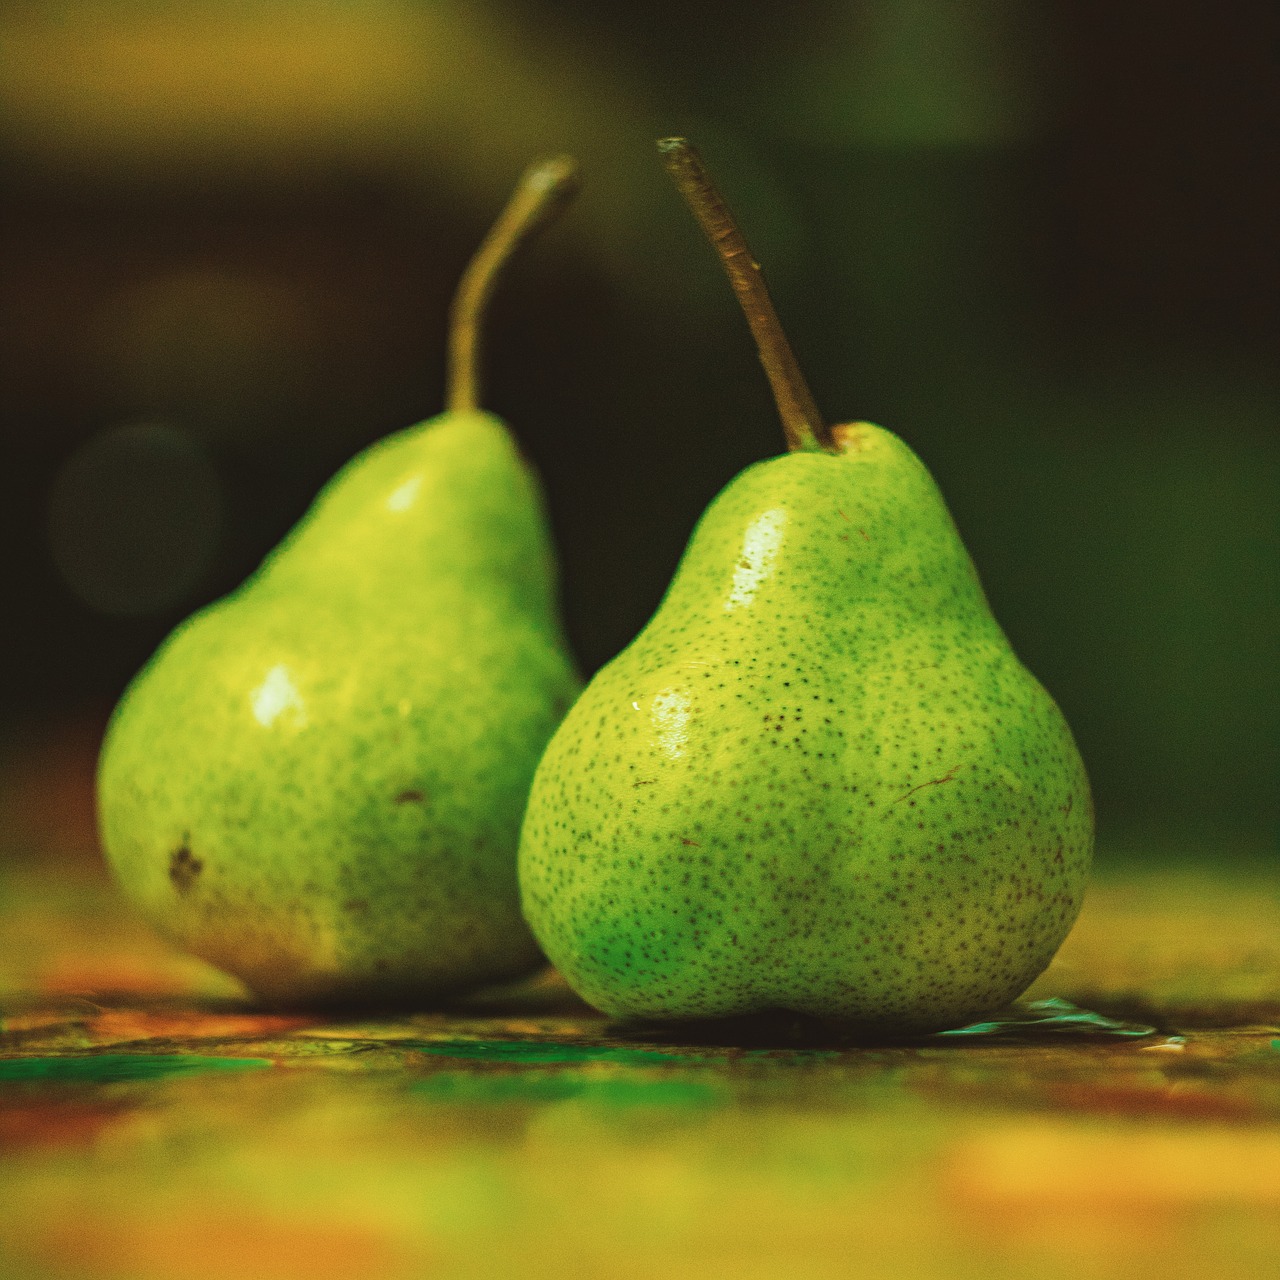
[518,140,1092,1032]
[98,158,582,1006]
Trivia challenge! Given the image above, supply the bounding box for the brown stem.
[447,155,580,414]
[657,137,831,453]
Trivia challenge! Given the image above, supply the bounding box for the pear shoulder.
[642,423,996,645]
[256,411,561,622]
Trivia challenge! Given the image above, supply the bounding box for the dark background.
[1,0,1276,868]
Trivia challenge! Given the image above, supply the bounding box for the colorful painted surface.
[1,858,1278,1279]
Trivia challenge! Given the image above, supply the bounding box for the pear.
[518,140,1092,1033]
[98,158,582,1006]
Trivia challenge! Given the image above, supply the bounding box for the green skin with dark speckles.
[519,424,1092,1033]
[99,411,580,1006]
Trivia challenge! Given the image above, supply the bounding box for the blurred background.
[0,0,1275,876]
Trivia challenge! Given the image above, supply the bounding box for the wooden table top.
[2,854,1278,1280]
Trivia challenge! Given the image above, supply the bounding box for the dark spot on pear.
[169,841,203,894]
[343,899,369,914]
[394,789,425,805]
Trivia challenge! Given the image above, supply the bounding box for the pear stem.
[657,137,831,453]
[447,155,580,414]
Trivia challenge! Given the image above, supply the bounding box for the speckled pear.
[517,140,1092,1032]
[98,159,581,1006]
[520,421,1091,1029]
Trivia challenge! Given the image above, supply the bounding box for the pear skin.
[519,423,1091,1031]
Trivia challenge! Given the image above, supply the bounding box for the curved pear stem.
[447,155,580,414]
[657,137,831,453]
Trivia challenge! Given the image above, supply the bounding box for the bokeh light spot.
[47,421,223,617]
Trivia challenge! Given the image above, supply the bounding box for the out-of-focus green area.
[0,0,1275,863]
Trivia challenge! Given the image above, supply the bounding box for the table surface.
[1,855,1278,1280]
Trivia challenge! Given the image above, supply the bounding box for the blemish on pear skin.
[889,766,962,809]
[831,422,876,453]
[394,789,425,805]
[168,842,203,894]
